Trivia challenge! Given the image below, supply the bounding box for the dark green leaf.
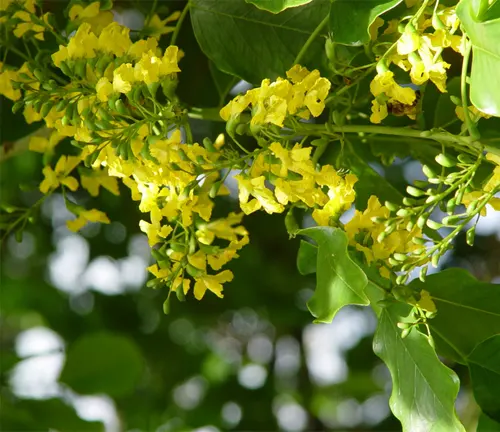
[296,240,317,275]
[190,0,329,83]
[245,0,313,13]
[209,61,238,106]
[341,141,404,210]
[298,227,369,323]
[477,412,500,431]
[60,332,144,397]
[330,0,403,46]
[373,303,465,432]
[468,335,500,421]
[408,269,500,363]
[456,0,500,116]
[0,397,103,431]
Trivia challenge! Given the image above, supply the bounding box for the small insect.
[387,90,421,117]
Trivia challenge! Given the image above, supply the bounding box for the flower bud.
[435,153,456,167]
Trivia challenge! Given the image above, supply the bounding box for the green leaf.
[60,332,144,397]
[456,0,500,116]
[373,303,465,432]
[330,0,403,46]
[341,141,404,210]
[245,0,313,13]
[208,61,238,106]
[0,397,103,431]
[468,335,500,421]
[408,269,500,364]
[477,412,500,431]
[190,0,329,84]
[298,227,369,323]
[296,240,317,275]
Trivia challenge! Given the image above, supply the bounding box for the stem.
[295,123,500,156]
[0,126,51,162]
[460,38,479,141]
[294,14,328,65]
[171,1,191,46]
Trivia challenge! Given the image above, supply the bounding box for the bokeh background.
[2,1,500,431]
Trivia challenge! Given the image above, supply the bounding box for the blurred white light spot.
[105,222,127,244]
[83,256,123,295]
[128,234,151,261]
[119,255,148,289]
[113,9,144,30]
[221,402,242,427]
[173,376,207,410]
[9,353,64,399]
[369,161,385,177]
[275,336,300,377]
[238,364,267,389]
[303,307,376,386]
[475,206,500,237]
[15,327,64,358]
[337,398,363,427]
[247,334,273,364]
[8,231,35,259]
[49,234,89,294]
[230,80,252,96]
[193,427,219,432]
[276,402,308,432]
[72,394,119,432]
[42,194,73,228]
[362,394,390,426]
[403,160,426,184]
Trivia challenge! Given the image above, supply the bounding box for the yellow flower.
[147,11,181,38]
[370,71,416,105]
[160,45,182,75]
[187,250,207,271]
[235,175,284,215]
[370,99,388,124]
[69,1,113,35]
[369,17,384,41]
[39,155,81,193]
[98,22,132,56]
[397,27,421,55]
[113,63,135,93]
[139,219,173,246]
[96,76,114,101]
[52,23,98,67]
[0,67,21,101]
[67,208,110,232]
[193,270,233,300]
[81,169,120,196]
[29,133,63,153]
[128,38,159,60]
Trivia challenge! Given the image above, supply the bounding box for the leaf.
[330,0,403,46]
[477,412,500,431]
[467,335,500,421]
[245,0,313,13]
[408,269,500,364]
[373,303,465,432]
[208,61,238,106]
[456,0,500,116]
[190,0,329,83]
[298,227,369,323]
[296,239,317,275]
[0,397,103,431]
[341,140,404,210]
[60,332,144,397]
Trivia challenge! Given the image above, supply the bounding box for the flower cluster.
[370,5,462,123]
[345,196,423,279]
[220,65,331,127]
